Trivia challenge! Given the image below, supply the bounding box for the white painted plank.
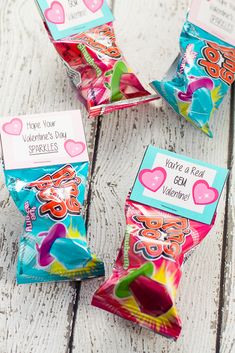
[219,95,235,353]
[73,1,231,352]
[0,1,98,352]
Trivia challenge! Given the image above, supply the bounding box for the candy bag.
[1,110,104,284]
[37,2,158,117]
[151,20,235,137]
[4,162,104,284]
[92,196,214,339]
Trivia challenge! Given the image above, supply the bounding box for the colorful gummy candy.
[4,163,104,284]
[92,196,215,339]
[46,22,158,117]
[151,20,235,137]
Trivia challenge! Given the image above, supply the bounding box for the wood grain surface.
[0,1,98,352]
[218,91,235,353]
[0,1,234,353]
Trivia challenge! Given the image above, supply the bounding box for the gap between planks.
[67,115,103,353]
[0,1,99,352]
[67,0,115,351]
[215,86,235,353]
[68,0,231,353]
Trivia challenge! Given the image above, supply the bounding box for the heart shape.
[83,0,104,13]
[2,118,23,136]
[64,139,86,157]
[44,1,65,25]
[139,167,167,192]
[193,180,219,205]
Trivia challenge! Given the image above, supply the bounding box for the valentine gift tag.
[35,0,114,40]
[188,0,235,46]
[0,110,89,170]
[130,146,229,224]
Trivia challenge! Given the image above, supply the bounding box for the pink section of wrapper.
[46,22,158,117]
[92,197,215,339]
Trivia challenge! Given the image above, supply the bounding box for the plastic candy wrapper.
[46,22,158,117]
[4,163,104,284]
[151,20,235,137]
[92,196,215,339]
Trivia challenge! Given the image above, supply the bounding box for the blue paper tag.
[35,0,114,40]
[130,146,229,225]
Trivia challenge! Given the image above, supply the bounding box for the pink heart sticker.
[64,139,86,158]
[2,118,23,136]
[83,0,104,13]
[44,1,65,25]
[193,180,219,205]
[139,167,167,192]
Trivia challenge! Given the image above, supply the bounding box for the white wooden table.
[0,1,234,352]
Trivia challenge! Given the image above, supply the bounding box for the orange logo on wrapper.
[77,24,122,60]
[198,41,235,86]
[133,216,191,261]
[26,165,82,220]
